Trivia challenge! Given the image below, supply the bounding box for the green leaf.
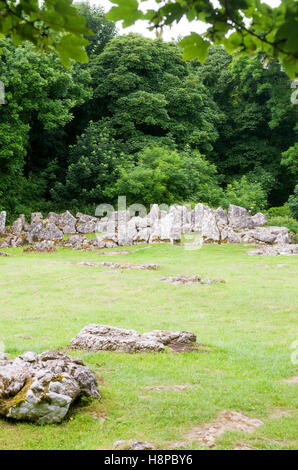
[179,33,210,62]
[106,0,144,27]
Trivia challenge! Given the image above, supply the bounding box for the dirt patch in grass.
[181,411,263,448]
[234,442,252,450]
[268,408,292,420]
[281,376,298,384]
[96,250,132,256]
[144,385,190,392]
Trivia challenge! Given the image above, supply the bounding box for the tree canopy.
[107,0,298,78]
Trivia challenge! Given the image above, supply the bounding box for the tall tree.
[90,34,221,154]
[107,0,298,78]
[0,39,91,214]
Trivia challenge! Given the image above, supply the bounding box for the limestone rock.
[70,325,197,353]
[28,221,63,243]
[0,350,99,424]
[113,440,155,450]
[70,325,165,353]
[48,211,77,234]
[228,205,252,229]
[24,241,56,253]
[0,251,10,257]
[0,211,6,234]
[247,244,298,256]
[30,212,43,225]
[64,235,89,250]
[11,215,25,234]
[240,226,290,245]
[251,212,267,227]
[76,213,98,234]
[193,204,220,243]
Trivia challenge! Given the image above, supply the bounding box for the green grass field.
[0,243,297,450]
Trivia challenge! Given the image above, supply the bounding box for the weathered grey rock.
[215,207,228,228]
[193,204,220,243]
[9,236,25,248]
[77,221,97,234]
[0,211,6,234]
[251,212,267,227]
[70,325,197,353]
[48,211,76,234]
[228,204,252,229]
[30,212,43,225]
[27,221,63,243]
[0,251,10,257]
[76,213,98,234]
[134,227,151,243]
[113,440,155,450]
[247,244,298,256]
[11,215,25,234]
[0,350,99,424]
[47,212,60,225]
[240,226,290,245]
[24,241,56,253]
[160,275,225,285]
[0,353,8,361]
[100,262,160,270]
[118,216,137,246]
[221,227,241,244]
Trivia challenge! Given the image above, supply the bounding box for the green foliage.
[288,184,298,220]
[281,142,298,175]
[225,175,268,214]
[266,203,291,218]
[106,0,298,78]
[266,214,298,243]
[0,0,93,66]
[0,38,92,216]
[200,47,297,206]
[52,121,126,206]
[110,145,225,207]
[75,2,117,58]
[90,34,221,154]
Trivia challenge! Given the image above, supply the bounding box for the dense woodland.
[0,3,297,224]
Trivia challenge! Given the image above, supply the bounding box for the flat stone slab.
[248,244,298,256]
[70,325,197,353]
[101,262,160,270]
[160,275,226,285]
[0,350,99,424]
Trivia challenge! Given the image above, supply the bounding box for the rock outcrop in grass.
[70,325,197,353]
[0,350,99,424]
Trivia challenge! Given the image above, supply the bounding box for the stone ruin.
[0,204,296,254]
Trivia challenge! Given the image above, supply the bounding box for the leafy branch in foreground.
[0,0,93,66]
[106,0,298,78]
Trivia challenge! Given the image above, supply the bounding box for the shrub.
[110,146,225,207]
[225,175,267,214]
[266,203,291,218]
[288,185,298,220]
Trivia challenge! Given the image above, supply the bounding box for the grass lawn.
[0,243,297,450]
